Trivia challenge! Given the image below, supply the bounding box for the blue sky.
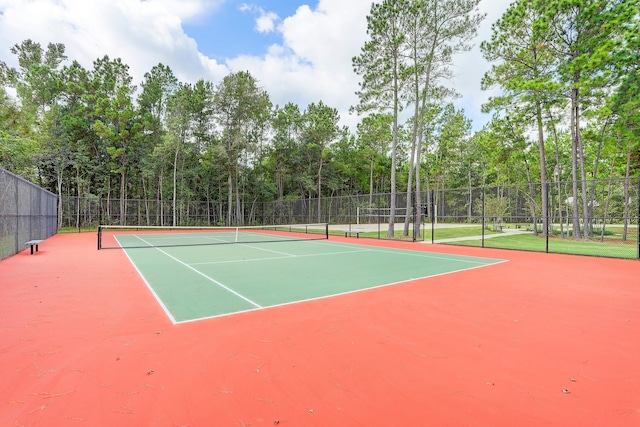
[183,1,304,61]
[0,0,513,131]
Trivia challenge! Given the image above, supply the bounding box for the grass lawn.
[430,226,501,240]
[58,227,97,233]
[451,233,638,259]
[330,225,501,240]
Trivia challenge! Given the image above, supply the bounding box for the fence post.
[412,192,417,242]
[481,186,485,248]
[430,190,435,244]
[637,177,640,260]
[14,173,19,255]
[546,182,549,253]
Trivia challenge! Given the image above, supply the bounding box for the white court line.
[238,243,297,257]
[307,239,506,265]
[115,235,178,324]
[176,256,504,325]
[189,248,372,266]
[118,234,506,325]
[131,234,262,310]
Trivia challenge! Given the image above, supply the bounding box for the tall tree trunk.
[404,135,417,237]
[622,140,632,241]
[172,145,179,227]
[589,119,609,236]
[369,155,374,208]
[76,166,81,229]
[570,88,581,239]
[577,125,589,240]
[523,156,538,236]
[414,114,425,238]
[56,169,63,229]
[157,174,162,226]
[600,136,618,242]
[317,155,323,223]
[227,170,233,226]
[235,167,241,225]
[120,168,126,226]
[535,103,548,236]
[388,68,399,238]
[551,123,564,238]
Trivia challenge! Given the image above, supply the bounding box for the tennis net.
[97,223,329,250]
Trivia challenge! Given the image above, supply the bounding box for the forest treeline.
[1,0,638,236]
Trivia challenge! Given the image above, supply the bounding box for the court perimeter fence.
[1,168,58,260]
[59,177,639,259]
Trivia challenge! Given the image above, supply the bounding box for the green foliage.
[2,6,638,228]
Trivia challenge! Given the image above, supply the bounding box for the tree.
[270,103,303,200]
[7,40,73,221]
[357,114,393,207]
[213,71,271,225]
[90,56,140,225]
[0,60,38,175]
[542,0,638,239]
[427,104,471,220]
[301,101,340,222]
[481,0,559,237]
[9,40,67,122]
[610,14,640,241]
[353,0,409,237]
[137,64,178,220]
[5,40,68,185]
[190,79,218,222]
[162,83,194,226]
[403,0,484,236]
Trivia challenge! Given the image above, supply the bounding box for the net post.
[97,225,102,250]
[324,223,329,239]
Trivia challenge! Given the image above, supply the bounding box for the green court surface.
[117,234,505,323]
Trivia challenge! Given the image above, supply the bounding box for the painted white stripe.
[175,258,505,324]
[115,235,178,324]
[308,239,506,265]
[189,248,372,266]
[131,235,262,310]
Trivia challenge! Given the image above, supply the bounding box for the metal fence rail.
[60,177,639,259]
[433,178,640,260]
[0,168,58,260]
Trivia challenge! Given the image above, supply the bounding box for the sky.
[0,0,514,131]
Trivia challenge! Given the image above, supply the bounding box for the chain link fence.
[60,192,415,228]
[60,177,639,259]
[432,178,640,259]
[0,168,58,260]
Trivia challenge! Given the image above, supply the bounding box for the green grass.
[58,226,97,233]
[430,226,501,240]
[451,233,638,259]
[331,225,501,240]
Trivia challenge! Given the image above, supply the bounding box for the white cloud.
[0,0,511,131]
[146,0,224,23]
[229,0,371,129]
[449,0,515,130]
[0,0,228,85]
[255,11,279,33]
[239,3,280,34]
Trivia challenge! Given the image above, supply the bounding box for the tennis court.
[1,230,639,426]
[101,225,504,322]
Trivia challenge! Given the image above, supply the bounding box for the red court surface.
[1,232,639,426]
